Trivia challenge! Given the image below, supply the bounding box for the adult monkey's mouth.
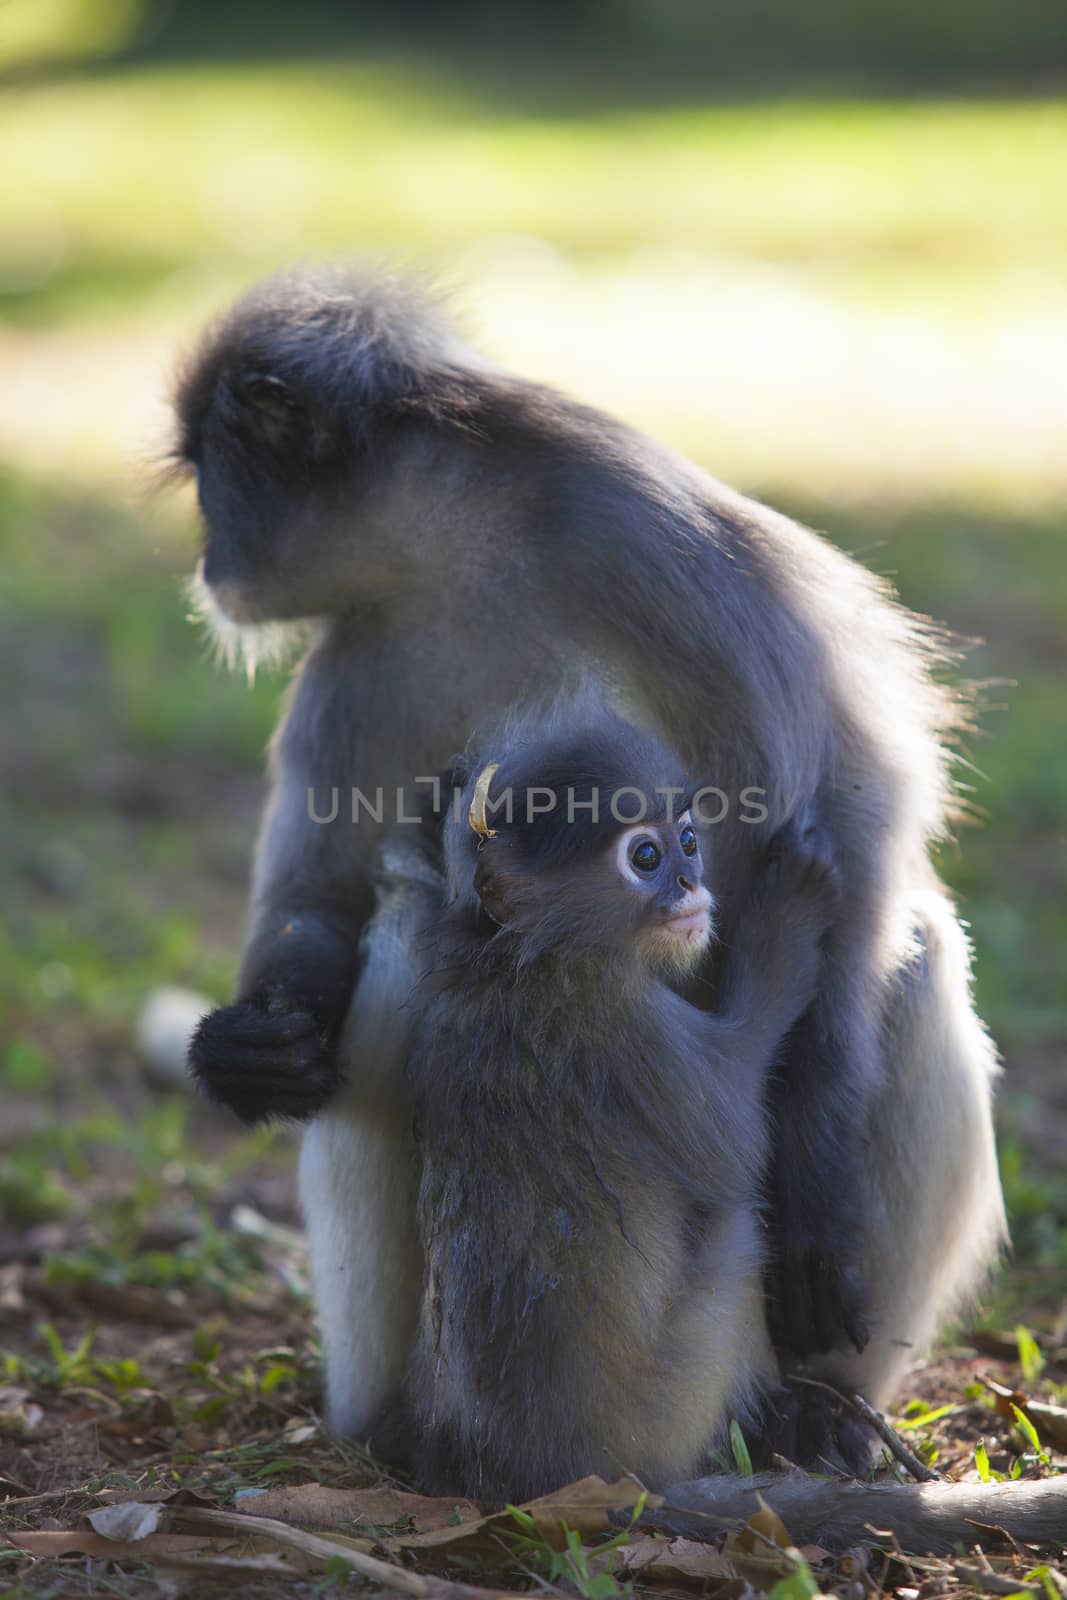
[208,577,260,625]
[186,561,303,678]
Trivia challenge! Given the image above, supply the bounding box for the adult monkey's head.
[171,268,475,633]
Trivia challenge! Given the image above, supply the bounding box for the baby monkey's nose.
[677,873,696,891]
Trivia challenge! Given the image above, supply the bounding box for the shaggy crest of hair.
[171,264,472,466]
[492,722,692,862]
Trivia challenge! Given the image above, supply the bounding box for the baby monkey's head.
[446,714,713,971]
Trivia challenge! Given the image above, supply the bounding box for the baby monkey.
[397,710,840,1503]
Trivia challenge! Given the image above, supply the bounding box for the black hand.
[766,1225,871,1360]
[188,991,344,1124]
[765,1139,871,1359]
[754,1378,876,1477]
[763,814,841,927]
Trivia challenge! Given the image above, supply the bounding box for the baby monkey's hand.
[762,813,841,937]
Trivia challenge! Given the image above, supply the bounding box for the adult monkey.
[174,268,1004,1463]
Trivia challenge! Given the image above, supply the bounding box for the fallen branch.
[654,1470,1067,1556]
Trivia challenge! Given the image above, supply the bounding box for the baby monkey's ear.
[473,850,525,927]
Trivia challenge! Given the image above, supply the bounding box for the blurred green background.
[1,0,1065,1309]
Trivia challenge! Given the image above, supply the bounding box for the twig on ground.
[847,1391,942,1483]
[952,1563,1041,1596]
[166,1504,524,1599]
[0,1478,35,1499]
[789,1375,941,1482]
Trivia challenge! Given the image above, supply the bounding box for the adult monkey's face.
[172,267,479,634]
[184,360,356,625]
[175,323,419,630]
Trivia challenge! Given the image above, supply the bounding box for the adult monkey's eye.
[679,825,698,857]
[630,839,662,874]
[236,372,298,417]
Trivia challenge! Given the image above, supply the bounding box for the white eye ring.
[616,824,665,884]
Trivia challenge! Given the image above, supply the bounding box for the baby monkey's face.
[613,811,713,968]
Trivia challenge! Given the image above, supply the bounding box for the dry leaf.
[398,1474,657,1561]
[96,1396,174,1439]
[76,1280,195,1327]
[88,1501,166,1541]
[1022,1400,1067,1453]
[235,1483,482,1533]
[721,1498,802,1587]
[741,1498,794,1551]
[83,1493,294,1566]
[21,1270,194,1328]
[282,1419,319,1445]
[508,1474,654,1545]
[6,1532,221,1560]
[796,1544,831,1564]
[0,1263,26,1312]
[0,1385,43,1438]
[617,1533,739,1585]
[983,1375,1067,1454]
[970,1329,1048,1362]
[721,1538,798,1587]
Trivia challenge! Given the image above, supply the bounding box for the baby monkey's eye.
[679,825,698,857]
[630,839,663,874]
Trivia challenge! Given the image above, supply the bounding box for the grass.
[4,69,1065,511]
[2,68,1066,324]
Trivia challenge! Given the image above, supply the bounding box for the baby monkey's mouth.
[655,885,713,951]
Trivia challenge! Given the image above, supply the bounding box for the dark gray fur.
[398,713,838,1502]
[174,267,1004,1465]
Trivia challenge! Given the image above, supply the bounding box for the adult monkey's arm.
[189,657,374,1125]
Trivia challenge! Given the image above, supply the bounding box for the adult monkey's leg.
[763,885,1005,1464]
[825,886,1005,1403]
[300,839,437,1443]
